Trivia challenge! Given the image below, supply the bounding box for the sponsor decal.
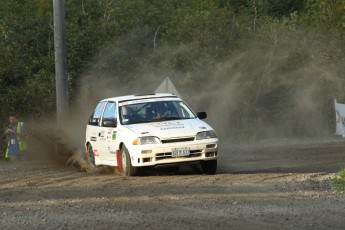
[151,121,183,127]
[151,121,184,130]
[93,150,99,156]
[160,126,184,130]
[112,131,117,140]
[90,136,97,142]
[108,128,113,134]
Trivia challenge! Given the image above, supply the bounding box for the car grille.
[161,137,195,144]
[156,150,202,161]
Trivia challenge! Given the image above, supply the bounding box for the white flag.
[334,98,345,137]
[154,77,181,98]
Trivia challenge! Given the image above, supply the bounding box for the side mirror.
[196,112,207,120]
[103,120,117,127]
[88,118,100,126]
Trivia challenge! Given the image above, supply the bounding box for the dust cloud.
[191,30,344,143]
[26,117,120,174]
[27,27,343,171]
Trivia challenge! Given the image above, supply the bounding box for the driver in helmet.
[153,103,167,120]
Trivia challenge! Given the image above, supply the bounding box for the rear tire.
[121,145,138,176]
[86,144,96,167]
[201,160,217,174]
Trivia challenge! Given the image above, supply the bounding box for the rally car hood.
[124,119,212,138]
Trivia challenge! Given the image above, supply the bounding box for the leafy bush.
[333,168,345,191]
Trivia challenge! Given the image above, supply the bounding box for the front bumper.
[127,138,218,167]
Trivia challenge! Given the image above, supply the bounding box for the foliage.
[221,0,306,18]
[0,0,55,121]
[0,0,345,141]
[333,168,345,191]
[302,0,345,34]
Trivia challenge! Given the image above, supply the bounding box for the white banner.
[334,98,345,137]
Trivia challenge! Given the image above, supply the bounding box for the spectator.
[4,114,27,161]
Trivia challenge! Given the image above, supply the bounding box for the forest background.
[1,0,345,143]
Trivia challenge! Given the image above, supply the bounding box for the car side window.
[88,101,107,126]
[102,102,117,126]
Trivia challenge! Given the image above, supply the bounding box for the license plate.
[171,147,190,157]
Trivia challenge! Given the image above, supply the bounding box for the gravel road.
[1,139,345,229]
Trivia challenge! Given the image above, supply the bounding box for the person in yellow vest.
[4,114,27,161]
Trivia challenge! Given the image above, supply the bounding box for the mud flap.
[116,150,123,172]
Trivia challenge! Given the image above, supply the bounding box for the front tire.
[121,145,138,176]
[201,160,217,175]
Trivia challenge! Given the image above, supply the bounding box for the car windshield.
[119,100,196,125]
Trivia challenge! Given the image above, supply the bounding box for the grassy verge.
[333,168,345,191]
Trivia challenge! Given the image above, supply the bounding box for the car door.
[100,101,118,163]
[86,100,107,163]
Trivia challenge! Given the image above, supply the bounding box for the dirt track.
[1,140,345,229]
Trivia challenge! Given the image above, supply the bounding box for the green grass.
[333,168,345,191]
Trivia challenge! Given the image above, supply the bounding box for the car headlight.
[133,136,160,145]
[196,130,217,140]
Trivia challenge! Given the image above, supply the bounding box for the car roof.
[102,93,179,103]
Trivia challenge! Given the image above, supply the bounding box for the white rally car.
[85,93,218,176]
